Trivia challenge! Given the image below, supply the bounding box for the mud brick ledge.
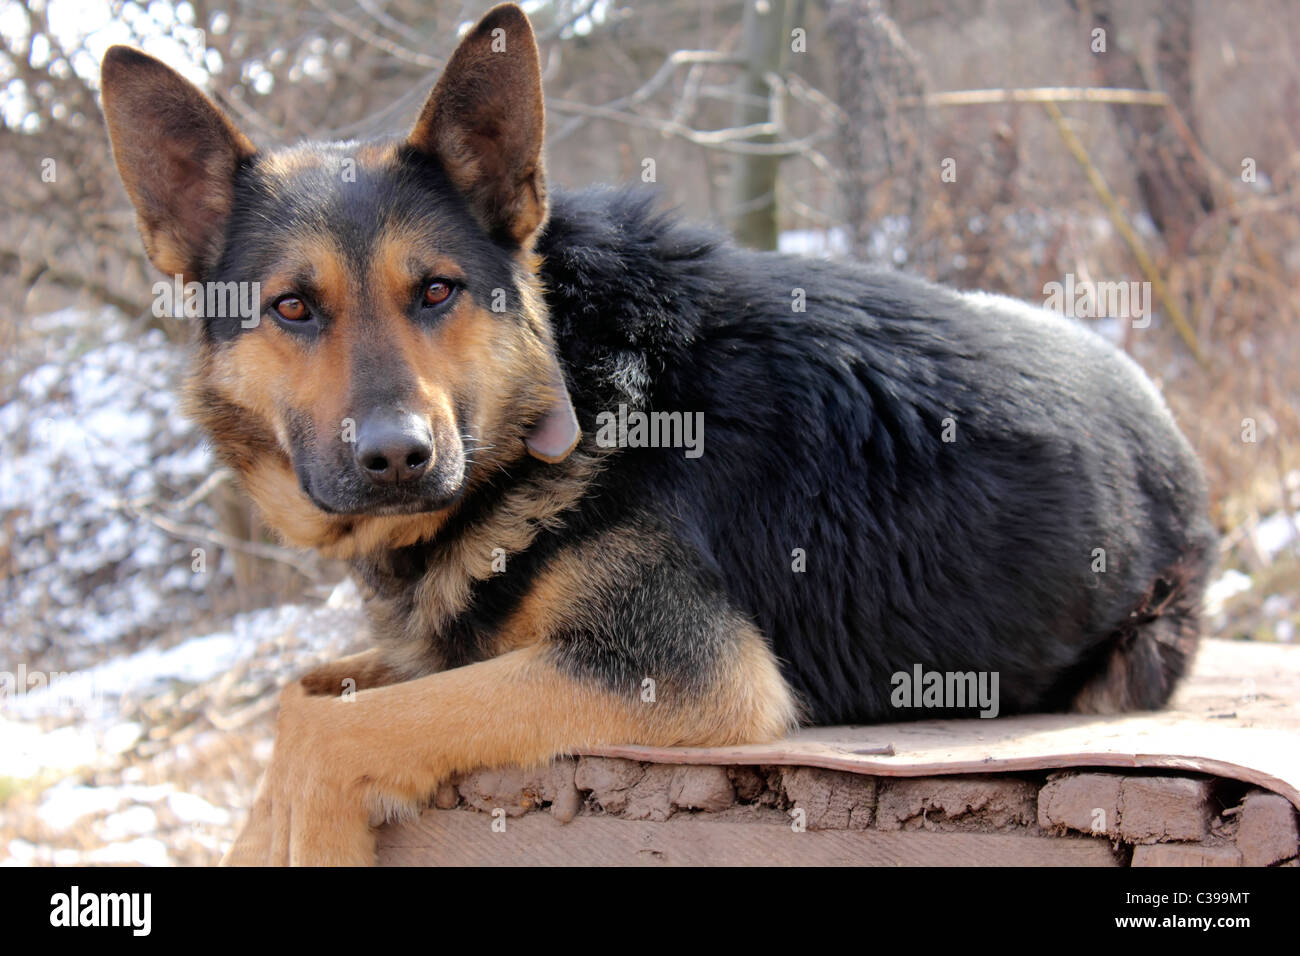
[376,759,1299,866]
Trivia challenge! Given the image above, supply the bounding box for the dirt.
[876,775,1040,832]
[1040,771,1218,843]
[1236,790,1300,866]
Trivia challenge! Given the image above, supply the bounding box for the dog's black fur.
[358,186,1216,725]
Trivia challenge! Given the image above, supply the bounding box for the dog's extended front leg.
[223,632,795,866]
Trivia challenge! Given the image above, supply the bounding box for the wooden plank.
[377,811,1121,867]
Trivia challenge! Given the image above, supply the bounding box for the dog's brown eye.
[424,281,453,306]
[273,296,309,322]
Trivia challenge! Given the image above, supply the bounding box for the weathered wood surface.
[378,813,1121,867]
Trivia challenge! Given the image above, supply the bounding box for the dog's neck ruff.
[347,445,608,676]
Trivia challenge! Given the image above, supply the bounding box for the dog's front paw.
[222,681,377,866]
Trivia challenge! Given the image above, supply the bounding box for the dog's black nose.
[355,413,434,485]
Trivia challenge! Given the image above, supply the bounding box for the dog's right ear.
[100,47,254,280]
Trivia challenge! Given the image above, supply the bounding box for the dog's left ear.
[408,3,547,247]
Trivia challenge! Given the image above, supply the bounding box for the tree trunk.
[1089,1,1215,258]
[728,0,788,250]
[829,0,928,263]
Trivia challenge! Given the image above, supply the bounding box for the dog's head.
[100,4,580,557]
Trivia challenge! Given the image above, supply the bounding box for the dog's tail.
[1070,549,1215,713]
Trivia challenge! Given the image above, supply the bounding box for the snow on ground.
[7,608,308,721]
[0,302,366,863]
[0,578,366,866]
[1256,511,1300,562]
[0,577,365,778]
[1206,569,1254,617]
[0,307,233,669]
[779,226,850,259]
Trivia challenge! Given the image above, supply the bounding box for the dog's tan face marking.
[190,151,564,554]
[211,232,351,449]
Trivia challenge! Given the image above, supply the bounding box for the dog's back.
[539,188,1216,724]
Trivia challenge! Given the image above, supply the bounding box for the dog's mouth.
[302,483,465,517]
[296,455,469,518]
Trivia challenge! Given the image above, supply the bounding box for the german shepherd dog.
[101,4,1216,864]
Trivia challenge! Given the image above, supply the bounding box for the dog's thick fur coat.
[533,188,1216,722]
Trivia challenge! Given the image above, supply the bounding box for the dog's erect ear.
[407,3,547,246]
[525,359,580,463]
[101,46,254,280]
